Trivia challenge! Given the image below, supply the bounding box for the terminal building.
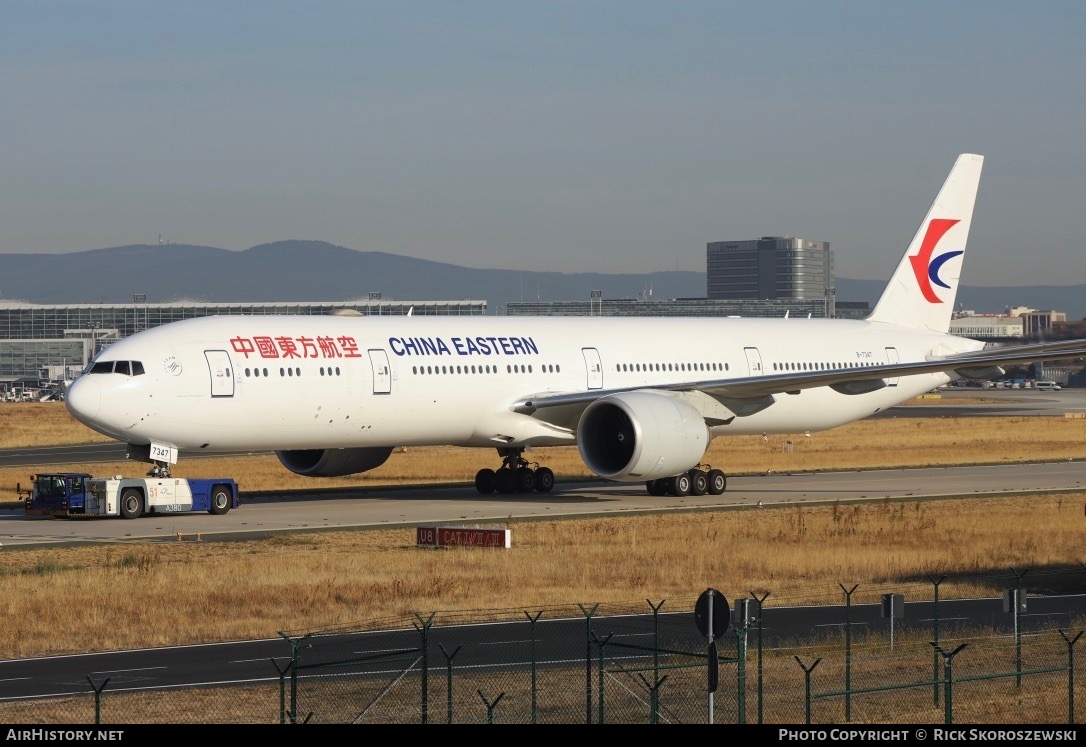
[0,298,486,394]
[948,312,1025,341]
[507,297,841,318]
[948,308,1068,341]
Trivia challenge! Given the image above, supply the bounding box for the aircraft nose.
[65,377,101,424]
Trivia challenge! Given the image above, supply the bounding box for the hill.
[1,241,1082,319]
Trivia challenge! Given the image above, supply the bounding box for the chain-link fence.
[3,578,1086,724]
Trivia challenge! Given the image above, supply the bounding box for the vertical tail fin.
[867,153,984,332]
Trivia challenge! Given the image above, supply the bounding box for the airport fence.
[3,580,1086,724]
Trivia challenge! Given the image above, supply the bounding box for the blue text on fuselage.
[389,336,539,357]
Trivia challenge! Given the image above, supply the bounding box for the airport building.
[0,298,486,393]
[706,236,835,314]
[948,313,1025,340]
[507,298,837,318]
[948,308,1068,341]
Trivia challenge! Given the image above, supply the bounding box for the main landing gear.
[475,448,555,495]
[646,464,726,497]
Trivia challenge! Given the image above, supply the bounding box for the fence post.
[594,631,613,724]
[438,643,461,724]
[636,671,669,724]
[276,632,311,724]
[85,676,110,725]
[270,658,290,724]
[477,689,505,724]
[525,610,543,724]
[578,603,599,725]
[751,590,771,724]
[932,643,968,724]
[839,583,859,722]
[794,656,822,725]
[928,574,946,707]
[647,599,665,692]
[735,621,748,724]
[1011,568,1030,688]
[413,612,436,724]
[1060,630,1083,724]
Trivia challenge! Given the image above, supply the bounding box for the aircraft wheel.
[209,485,232,515]
[707,469,727,495]
[668,473,691,497]
[515,466,536,493]
[689,469,709,496]
[495,468,517,494]
[475,468,496,494]
[120,488,143,520]
[534,467,555,493]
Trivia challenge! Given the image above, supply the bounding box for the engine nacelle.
[577,391,709,481]
[276,447,394,477]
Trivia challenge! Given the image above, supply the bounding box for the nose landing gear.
[475,448,555,495]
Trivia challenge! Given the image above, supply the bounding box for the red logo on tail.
[908,219,961,303]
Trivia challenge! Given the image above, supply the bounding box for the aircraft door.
[204,350,235,397]
[582,348,603,390]
[884,347,900,387]
[743,347,764,376]
[368,349,392,394]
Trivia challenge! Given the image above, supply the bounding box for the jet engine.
[276,447,394,477]
[576,391,709,481]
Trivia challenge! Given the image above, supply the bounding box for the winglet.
[868,154,984,332]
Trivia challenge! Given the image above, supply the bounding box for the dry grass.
[0,403,111,449]
[2,493,1086,661]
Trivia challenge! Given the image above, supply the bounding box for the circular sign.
[694,588,729,639]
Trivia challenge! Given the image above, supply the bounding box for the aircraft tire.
[707,469,727,495]
[534,467,555,492]
[495,468,517,494]
[668,473,691,497]
[515,467,536,493]
[475,468,497,494]
[689,469,709,496]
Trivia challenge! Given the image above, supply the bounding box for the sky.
[2,1,1085,285]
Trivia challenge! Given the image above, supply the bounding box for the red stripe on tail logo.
[908,218,963,303]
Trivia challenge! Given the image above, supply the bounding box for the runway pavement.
[2,460,1085,549]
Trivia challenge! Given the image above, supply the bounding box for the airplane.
[64,153,1086,499]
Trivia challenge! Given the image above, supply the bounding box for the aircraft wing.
[512,338,1086,426]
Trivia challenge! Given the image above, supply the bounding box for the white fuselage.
[65,314,981,453]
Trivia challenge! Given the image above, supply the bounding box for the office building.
[707,236,834,314]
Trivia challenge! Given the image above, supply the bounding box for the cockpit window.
[88,360,145,376]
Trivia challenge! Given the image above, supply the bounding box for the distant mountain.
[1,240,1083,320]
[0,241,702,312]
